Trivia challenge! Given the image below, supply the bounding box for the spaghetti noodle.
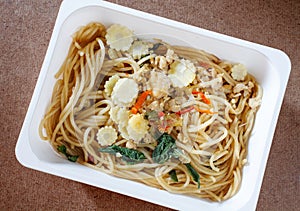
[39,22,262,201]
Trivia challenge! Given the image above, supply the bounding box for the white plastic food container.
[15,0,291,210]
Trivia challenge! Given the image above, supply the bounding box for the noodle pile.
[39,22,262,201]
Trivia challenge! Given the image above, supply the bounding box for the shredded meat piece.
[165,99,181,112]
[233,81,254,97]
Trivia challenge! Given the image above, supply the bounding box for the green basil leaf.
[99,145,146,164]
[152,133,176,164]
[185,163,200,188]
[57,145,78,162]
[169,170,178,182]
[57,145,67,154]
[98,146,117,154]
[67,155,79,162]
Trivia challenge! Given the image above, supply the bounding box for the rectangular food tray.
[15,0,291,210]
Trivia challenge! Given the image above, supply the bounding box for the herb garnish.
[152,133,177,164]
[99,145,146,164]
[152,133,200,188]
[185,163,200,188]
[57,145,79,162]
[149,43,163,51]
[169,170,178,182]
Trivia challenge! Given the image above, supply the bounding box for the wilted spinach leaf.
[57,145,79,162]
[152,133,177,164]
[99,145,146,164]
[185,163,200,188]
[169,169,178,182]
